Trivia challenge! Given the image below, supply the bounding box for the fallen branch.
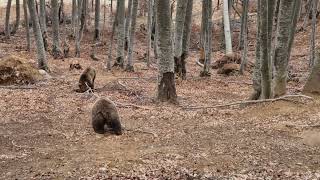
[124,127,158,138]
[182,94,313,110]
[0,85,36,90]
[116,102,152,110]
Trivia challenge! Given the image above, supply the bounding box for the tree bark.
[51,0,62,59]
[28,0,49,71]
[239,0,249,74]
[273,0,299,97]
[113,0,126,68]
[23,0,31,51]
[11,0,20,35]
[309,0,317,67]
[174,0,188,79]
[106,1,118,70]
[223,0,233,55]
[125,0,133,50]
[181,0,193,76]
[5,0,12,39]
[72,0,77,37]
[260,0,275,99]
[146,0,153,68]
[91,0,100,60]
[125,0,138,72]
[156,0,177,103]
[250,0,262,100]
[39,0,46,34]
[200,0,213,77]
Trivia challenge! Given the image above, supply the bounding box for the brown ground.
[0,2,320,179]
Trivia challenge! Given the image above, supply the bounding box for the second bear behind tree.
[79,67,96,92]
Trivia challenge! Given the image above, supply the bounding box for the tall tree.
[259,0,276,99]
[156,0,177,103]
[173,0,188,79]
[28,0,49,71]
[251,0,262,100]
[106,3,118,70]
[200,0,213,77]
[181,0,193,73]
[309,0,317,66]
[72,0,77,37]
[146,0,154,67]
[239,0,249,74]
[11,0,20,35]
[39,0,46,33]
[125,0,133,50]
[125,0,139,71]
[113,0,126,68]
[91,0,100,60]
[51,0,62,59]
[273,0,301,97]
[223,0,233,55]
[23,0,31,51]
[5,0,12,39]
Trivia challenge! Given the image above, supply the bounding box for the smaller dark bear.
[92,98,122,135]
[79,67,96,92]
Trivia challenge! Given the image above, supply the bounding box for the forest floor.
[1,4,320,179]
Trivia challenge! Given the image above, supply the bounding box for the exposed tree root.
[182,94,313,110]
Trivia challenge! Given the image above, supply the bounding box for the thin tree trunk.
[51,0,62,59]
[260,0,276,99]
[91,0,100,61]
[5,0,12,39]
[153,2,159,60]
[11,0,20,35]
[156,0,177,103]
[125,0,133,50]
[198,0,207,65]
[72,0,77,37]
[238,0,249,50]
[28,0,49,71]
[239,0,249,74]
[223,0,233,55]
[113,0,126,68]
[23,0,31,51]
[250,0,262,100]
[200,0,213,77]
[174,0,188,79]
[309,0,317,67]
[125,0,138,72]
[146,0,153,68]
[181,0,193,76]
[106,1,118,70]
[39,0,46,33]
[273,0,298,97]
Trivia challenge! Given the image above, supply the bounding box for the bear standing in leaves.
[78,67,96,92]
[91,98,122,135]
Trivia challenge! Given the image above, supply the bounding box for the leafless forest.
[0,0,319,179]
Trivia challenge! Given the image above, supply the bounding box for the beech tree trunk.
[91,0,100,60]
[156,0,177,103]
[200,0,213,77]
[28,0,49,71]
[5,0,12,39]
[72,0,77,37]
[260,0,276,99]
[181,0,193,75]
[23,0,31,51]
[113,0,126,68]
[125,0,133,50]
[174,0,188,79]
[273,0,300,97]
[146,0,153,67]
[239,0,249,74]
[51,0,62,59]
[11,0,20,35]
[223,0,233,55]
[251,0,262,100]
[309,0,317,67]
[125,0,138,72]
[106,1,118,70]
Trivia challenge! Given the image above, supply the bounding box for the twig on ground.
[182,94,313,110]
[11,140,35,150]
[0,85,36,90]
[285,124,320,129]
